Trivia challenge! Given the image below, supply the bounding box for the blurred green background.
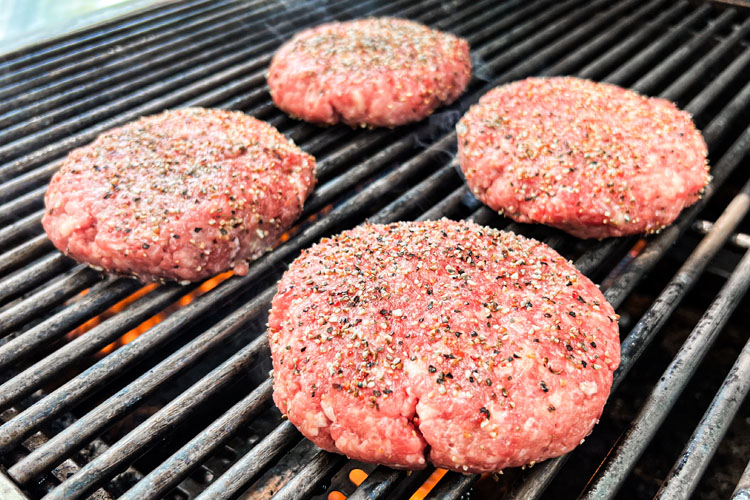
[0,0,164,54]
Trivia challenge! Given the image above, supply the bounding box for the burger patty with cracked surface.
[269,219,620,472]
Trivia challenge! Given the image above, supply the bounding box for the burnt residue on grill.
[1,0,750,499]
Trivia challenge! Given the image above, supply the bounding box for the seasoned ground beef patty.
[43,108,315,283]
[269,220,620,472]
[267,17,471,127]
[457,77,710,238]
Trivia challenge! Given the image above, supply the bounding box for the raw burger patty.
[267,17,471,127]
[457,77,710,238]
[269,219,620,472]
[43,108,315,283]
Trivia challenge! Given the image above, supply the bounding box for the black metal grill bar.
[0,234,53,275]
[662,16,750,103]
[0,166,56,204]
[0,283,194,413]
[0,253,73,303]
[602,4,716,86]
[0,0,216,74]
[580,249,750,499]
[302,136,417,217]
[0,276,138,368]
[687,44,750,121]
[573,239,629,278]
[417,186,474,222]
[193,421,300,500]
[0,185,45,225]
[630,8,738,94]
[466,206,497,225]
[369,146,458,224]
[39,334,270,500]
[7,285,275,485]
[304,129,389,180]
[0,210,43,250]
[693,220,750,248]
[350,468,437,500]
[654,333,750,499]
[0,0,261,99]
[700,81,750,147]
[734,461,750,499]
[0,266,102,334]
[427,472,478,500]
[0,0,428,184]
[345,466,409,500]
[272,449,349,500]
[0,0,375,147]
[118,379,280,500]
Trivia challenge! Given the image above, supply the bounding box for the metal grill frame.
[0,0,749,499]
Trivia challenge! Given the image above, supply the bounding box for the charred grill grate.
[0,0,749,499]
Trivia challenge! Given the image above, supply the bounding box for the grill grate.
[0,0,749,499]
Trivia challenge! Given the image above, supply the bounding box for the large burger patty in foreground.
[43,108,315,283]
[457,77,710,239]
[268,219,620,472]
[267,17,472,128]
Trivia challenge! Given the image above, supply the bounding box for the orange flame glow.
[410,469,447,499]
[66,271,233,356]
[327,467,447,500]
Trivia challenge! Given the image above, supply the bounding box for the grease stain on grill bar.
[0,0,748,499]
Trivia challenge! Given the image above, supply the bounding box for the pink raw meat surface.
[457,77,710,238]
[43,107,315,283]
[268,17,471,127]
[268,219,620,473]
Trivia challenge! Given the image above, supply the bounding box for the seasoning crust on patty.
[269,219,620,472]
[457,77,710,238]
[268,17,472,127]
[44,108,315,283]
